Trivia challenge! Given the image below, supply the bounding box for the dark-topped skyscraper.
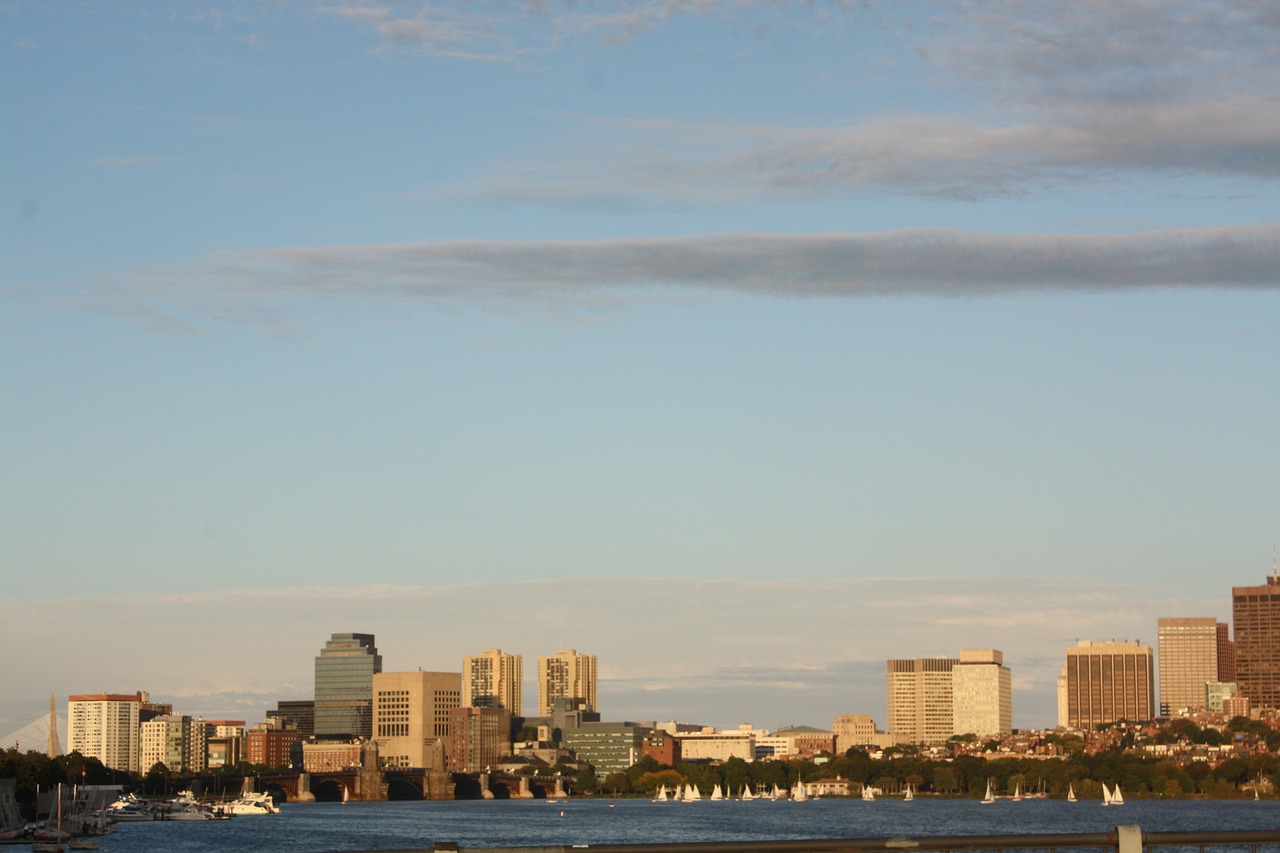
[314,632,382,739]
[1232,558,1280,710]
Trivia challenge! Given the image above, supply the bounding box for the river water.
[94,797,1280,853]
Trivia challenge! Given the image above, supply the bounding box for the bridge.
[251,770,569,803]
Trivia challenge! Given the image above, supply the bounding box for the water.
[93,798,1280,853]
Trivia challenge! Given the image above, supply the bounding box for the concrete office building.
[462,649,523,716]
[952,649,1013,737]
[1059,640,1154,730]
[1157,617,1220,716]
[373,670,462,770]
[67,693,144,774]
[314,633,382,739]
[887,657,958,745]
[538,649,598,717]
[1232,566,1280,710]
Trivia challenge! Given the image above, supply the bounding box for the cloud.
[461,96,1280,205]
[0,576,1226,737]
[82,225,1280,326]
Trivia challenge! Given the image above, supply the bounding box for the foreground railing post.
[1117,825,1143,853]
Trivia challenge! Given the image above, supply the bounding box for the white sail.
[710,784,723,801]
[903,784,913,801]
[654,784,668,803]
[686,784,701,801]
[740,785,754,801]
[1011,782,1022,802]
[793,780,807,802]
[1067,783,1077,803]
[980,779,995,804]
[1112,784,1124,806]
[861,785,875,801]
[1100,782,1112,806]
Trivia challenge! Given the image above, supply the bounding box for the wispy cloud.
[84,225,1280,325]
[0,577,1225,736]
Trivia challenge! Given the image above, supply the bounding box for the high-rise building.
[140,715,207,774]
[447,706,511,773]
[886,657,958,744]
[1232,565,1280,710]
[373,671,462,770]
[462,649,522,716]
[537,649,598,716]
[67,693,143,774]
[1216,621,1236,683]
[314,633,382,739]
[952,649,1013,737]
[1058,640,1154,730]
[1157,617,1220,716]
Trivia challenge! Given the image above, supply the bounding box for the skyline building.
[139,714,207,774]
[373,670,462,771]
[886,657,958,745]
[1157,617,1220,716]
[952,649,1013,737]
[67,692,143,774]
[447,705,511,773]
[537,649,598,717]
[1058,640,1154,730]
[314,632,382,739]
[1232,563,1280,710]
[462,649,523,716]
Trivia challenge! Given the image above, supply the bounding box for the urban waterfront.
[90,798,1280,853]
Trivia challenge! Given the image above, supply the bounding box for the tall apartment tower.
[67,693,144,773]
[1059,640,1154,730]
[951,649,1013,737]
[886,657,958,745]
[372,671,462,770]
[1232,561,1280,710]
[1157,617,1220,716]
[537,649,598,716]
[462,649,523,716]
[314,632,383,739]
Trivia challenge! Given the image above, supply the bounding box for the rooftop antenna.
[1273,544,1278,581]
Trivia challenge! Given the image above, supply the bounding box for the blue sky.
[2,1,1278,739]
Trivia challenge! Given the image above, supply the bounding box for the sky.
[2,1,1279,741]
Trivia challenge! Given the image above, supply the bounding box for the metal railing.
[332,827,1280,853]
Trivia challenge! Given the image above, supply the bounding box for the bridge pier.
[295,773,316,803]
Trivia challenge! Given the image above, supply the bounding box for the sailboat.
[793,778,808,802]
[686,784,701,802]
[1100,782,1112,806]
[1111,784,1124,806]
[903,784,914,802]
[980,779,995,805]
[1067,783,1077,803]
[740,785,755,801]
[653,784,668,803]
[1011,782,1023,802]
[861,784,875,801]
[710,784,723,801]
[770,783,783,801]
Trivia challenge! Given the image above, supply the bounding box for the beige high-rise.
[886,657,958,745]
[1059,640,1154,729]
[68,693,143,774]
[1233,570,1280,710]
[1157,617,1219,716]
[373,671,462,770]
[952,649,1012,737]
[537,649,598,716]
[462,648,523,716]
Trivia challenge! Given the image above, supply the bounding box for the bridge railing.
[329,826,1280,853]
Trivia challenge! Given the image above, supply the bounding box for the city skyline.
[4,2,1278,744]
[2,571,1262,742]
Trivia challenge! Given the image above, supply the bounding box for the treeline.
[576,745,1279,799]
[0,749,132,804]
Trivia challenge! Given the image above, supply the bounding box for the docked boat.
[224,792,279,816]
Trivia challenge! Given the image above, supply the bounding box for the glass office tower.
[314,633,382,739]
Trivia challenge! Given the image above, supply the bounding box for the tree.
[933,767,958,794]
